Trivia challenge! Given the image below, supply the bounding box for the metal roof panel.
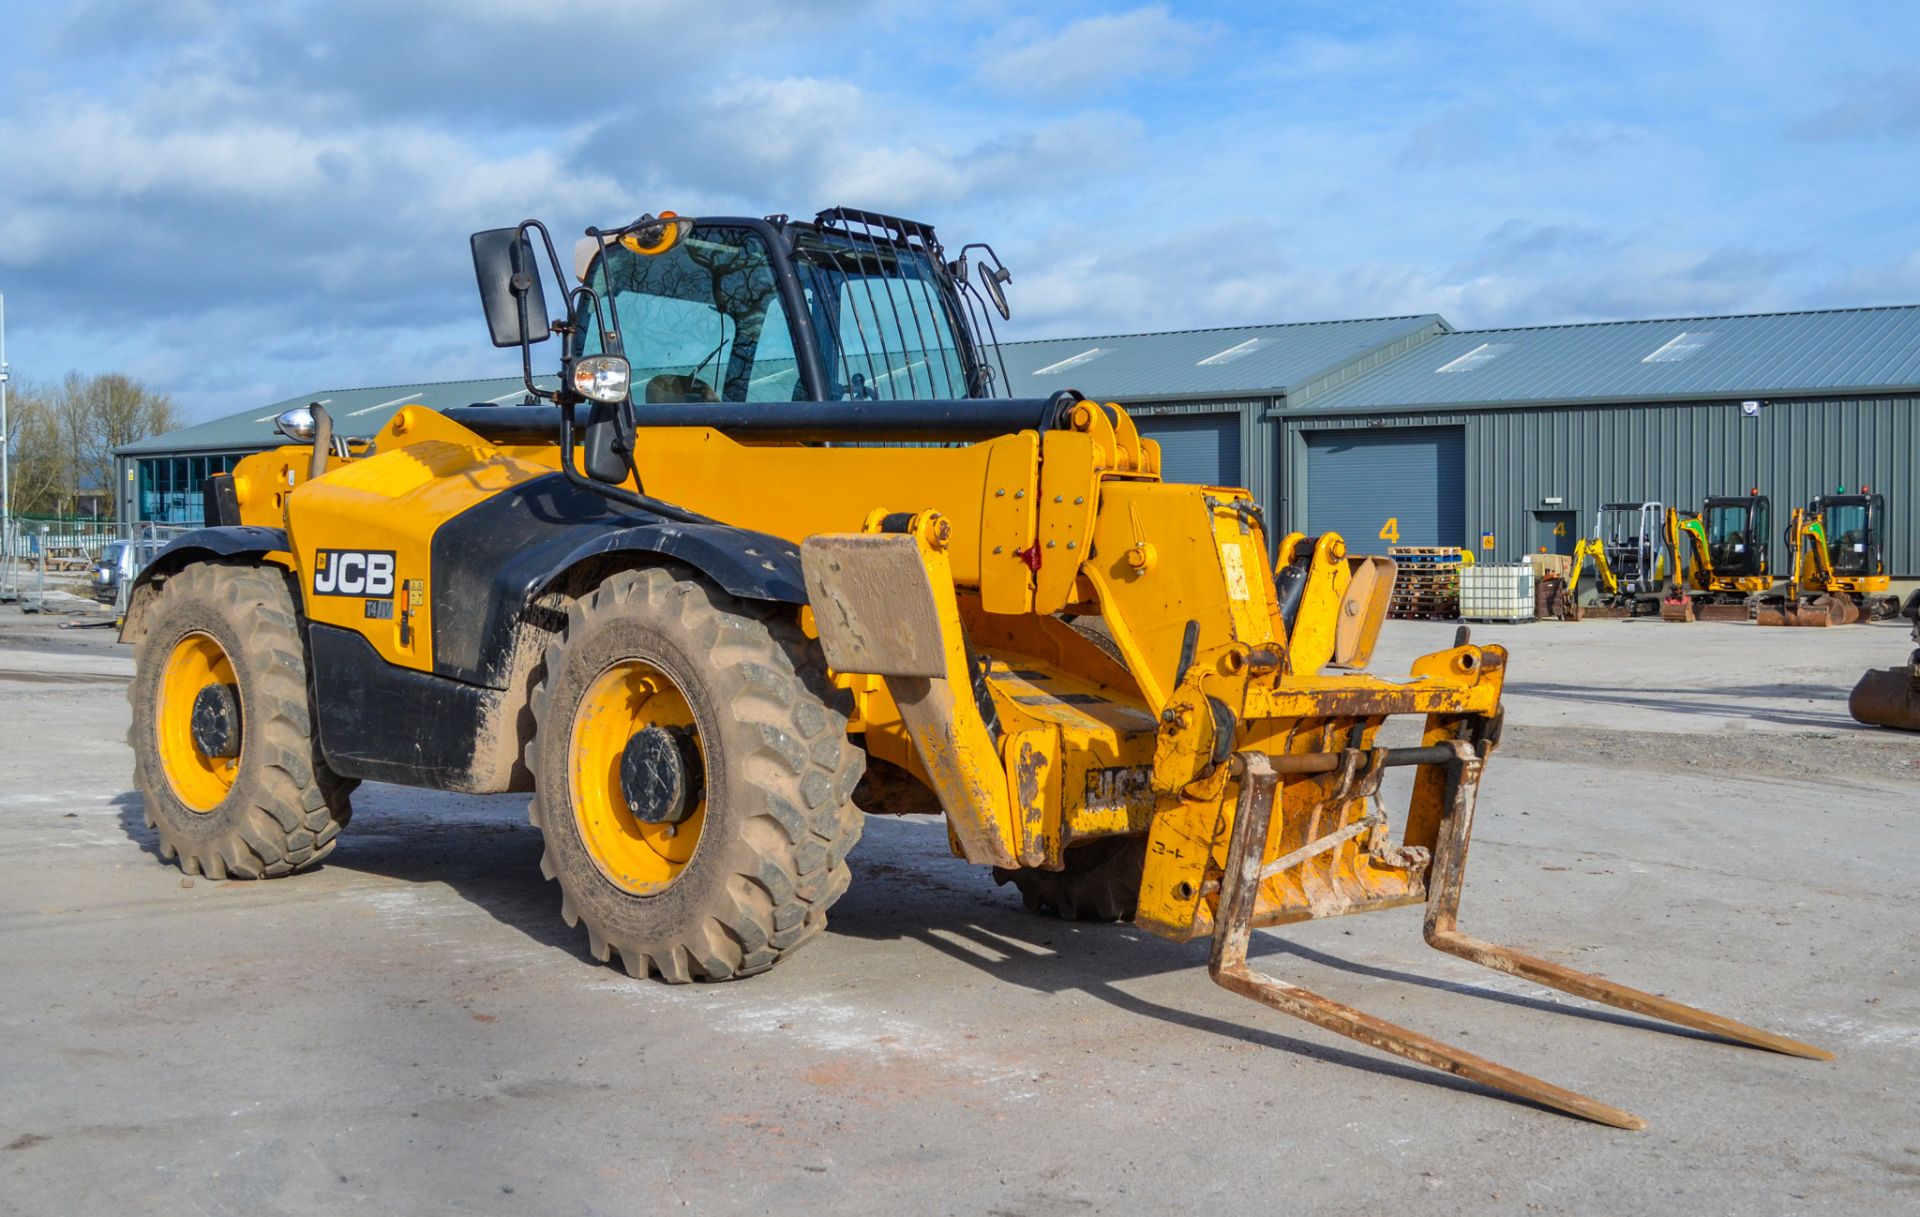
[1302,305,1920,411]
[997,315,1447,399]
[119,317,1447,456]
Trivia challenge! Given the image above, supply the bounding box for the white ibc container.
[1458,564,1536,622]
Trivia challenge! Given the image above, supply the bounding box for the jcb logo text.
[312,549,397,597]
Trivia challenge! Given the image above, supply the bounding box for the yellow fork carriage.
[801,483,1828,1132]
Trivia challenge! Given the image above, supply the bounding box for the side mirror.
[976,260,1011,320]
[471,227,552,349]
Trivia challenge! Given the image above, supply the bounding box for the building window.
[137,454,242,525]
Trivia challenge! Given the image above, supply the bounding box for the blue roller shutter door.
[1139,414,1240,488]
[1305,427,1465,547]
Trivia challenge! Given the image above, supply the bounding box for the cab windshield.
[791,234,971,401]
[1821,498,1877,575]
[578,222,978,404]
[581,226,801,403]
[1703,500,1766,577]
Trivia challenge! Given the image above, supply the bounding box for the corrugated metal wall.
[1280,394,1920,574]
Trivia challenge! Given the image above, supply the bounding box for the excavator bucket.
[1694,600,1752,623]
[1849,596,1920,728]
[1572,601,1630,620]
[1659,591,1696,623]
[1825,595,1863,626]
[1850,660,1920,731]
[1754,594,1855,627]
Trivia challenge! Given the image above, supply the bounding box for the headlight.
[274,406,317,442]
[571,355,632,404]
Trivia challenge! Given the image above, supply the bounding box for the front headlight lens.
[572,355,632,404]
[274,406,317,442]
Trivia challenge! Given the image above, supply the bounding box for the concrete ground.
[1,604,1917,1216]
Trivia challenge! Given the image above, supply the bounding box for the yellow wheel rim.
[568,659,706,894]
[157,632,240,812]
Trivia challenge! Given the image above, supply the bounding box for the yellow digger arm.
[1787,508,1833,592]
[1572,537,1617,598]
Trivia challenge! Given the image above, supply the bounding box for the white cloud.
[588,76,1141,215]
[981,6,1213,96]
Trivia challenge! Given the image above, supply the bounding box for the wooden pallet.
[1387,548,1465,621]
[1389,546,1466,567]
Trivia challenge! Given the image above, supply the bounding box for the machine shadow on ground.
[112,784,600,965]
[1501,678,1860,729]
[111,783,1727,1120]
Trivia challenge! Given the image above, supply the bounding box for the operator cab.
[1596,501,1664,595]
[1811,491,1885,576]
[569,209,1010,406]
[1701,493,1769,579]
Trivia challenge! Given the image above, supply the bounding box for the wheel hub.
[569,657,708,894]
[158,631,242,812]
[190,683,242,758]
[620,725,704,824]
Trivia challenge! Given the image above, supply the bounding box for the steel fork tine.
[1210,754,1648,1130]
[1423,741,1833,1061]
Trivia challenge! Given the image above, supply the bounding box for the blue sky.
[2,0,1918,423]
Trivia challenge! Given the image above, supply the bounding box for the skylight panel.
[1196,337,1266,366]
[1032,347,1111,376]
[1643,331,1717,363]
[1434,342,1515,373]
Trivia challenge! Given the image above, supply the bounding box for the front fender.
[553,522,807,605]
[428,473,808,688]
[119,526,290,643]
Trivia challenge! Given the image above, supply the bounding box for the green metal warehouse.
[118,304,1920,574]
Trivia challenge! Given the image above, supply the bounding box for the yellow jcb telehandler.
[122,207,1826,1129]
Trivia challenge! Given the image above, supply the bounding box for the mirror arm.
[554,395,707,526]
[491,218,687,520]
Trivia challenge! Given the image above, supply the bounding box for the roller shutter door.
[1139,414,1240,488]
[1305,427,1464,547]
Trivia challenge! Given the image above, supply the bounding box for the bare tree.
[3,373,179,516]
[60,373,180,503]
[5,384,68,517]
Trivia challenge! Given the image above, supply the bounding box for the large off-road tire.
[527,568,865,982]
[128,563,356,879]
[994,835,1147,922]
